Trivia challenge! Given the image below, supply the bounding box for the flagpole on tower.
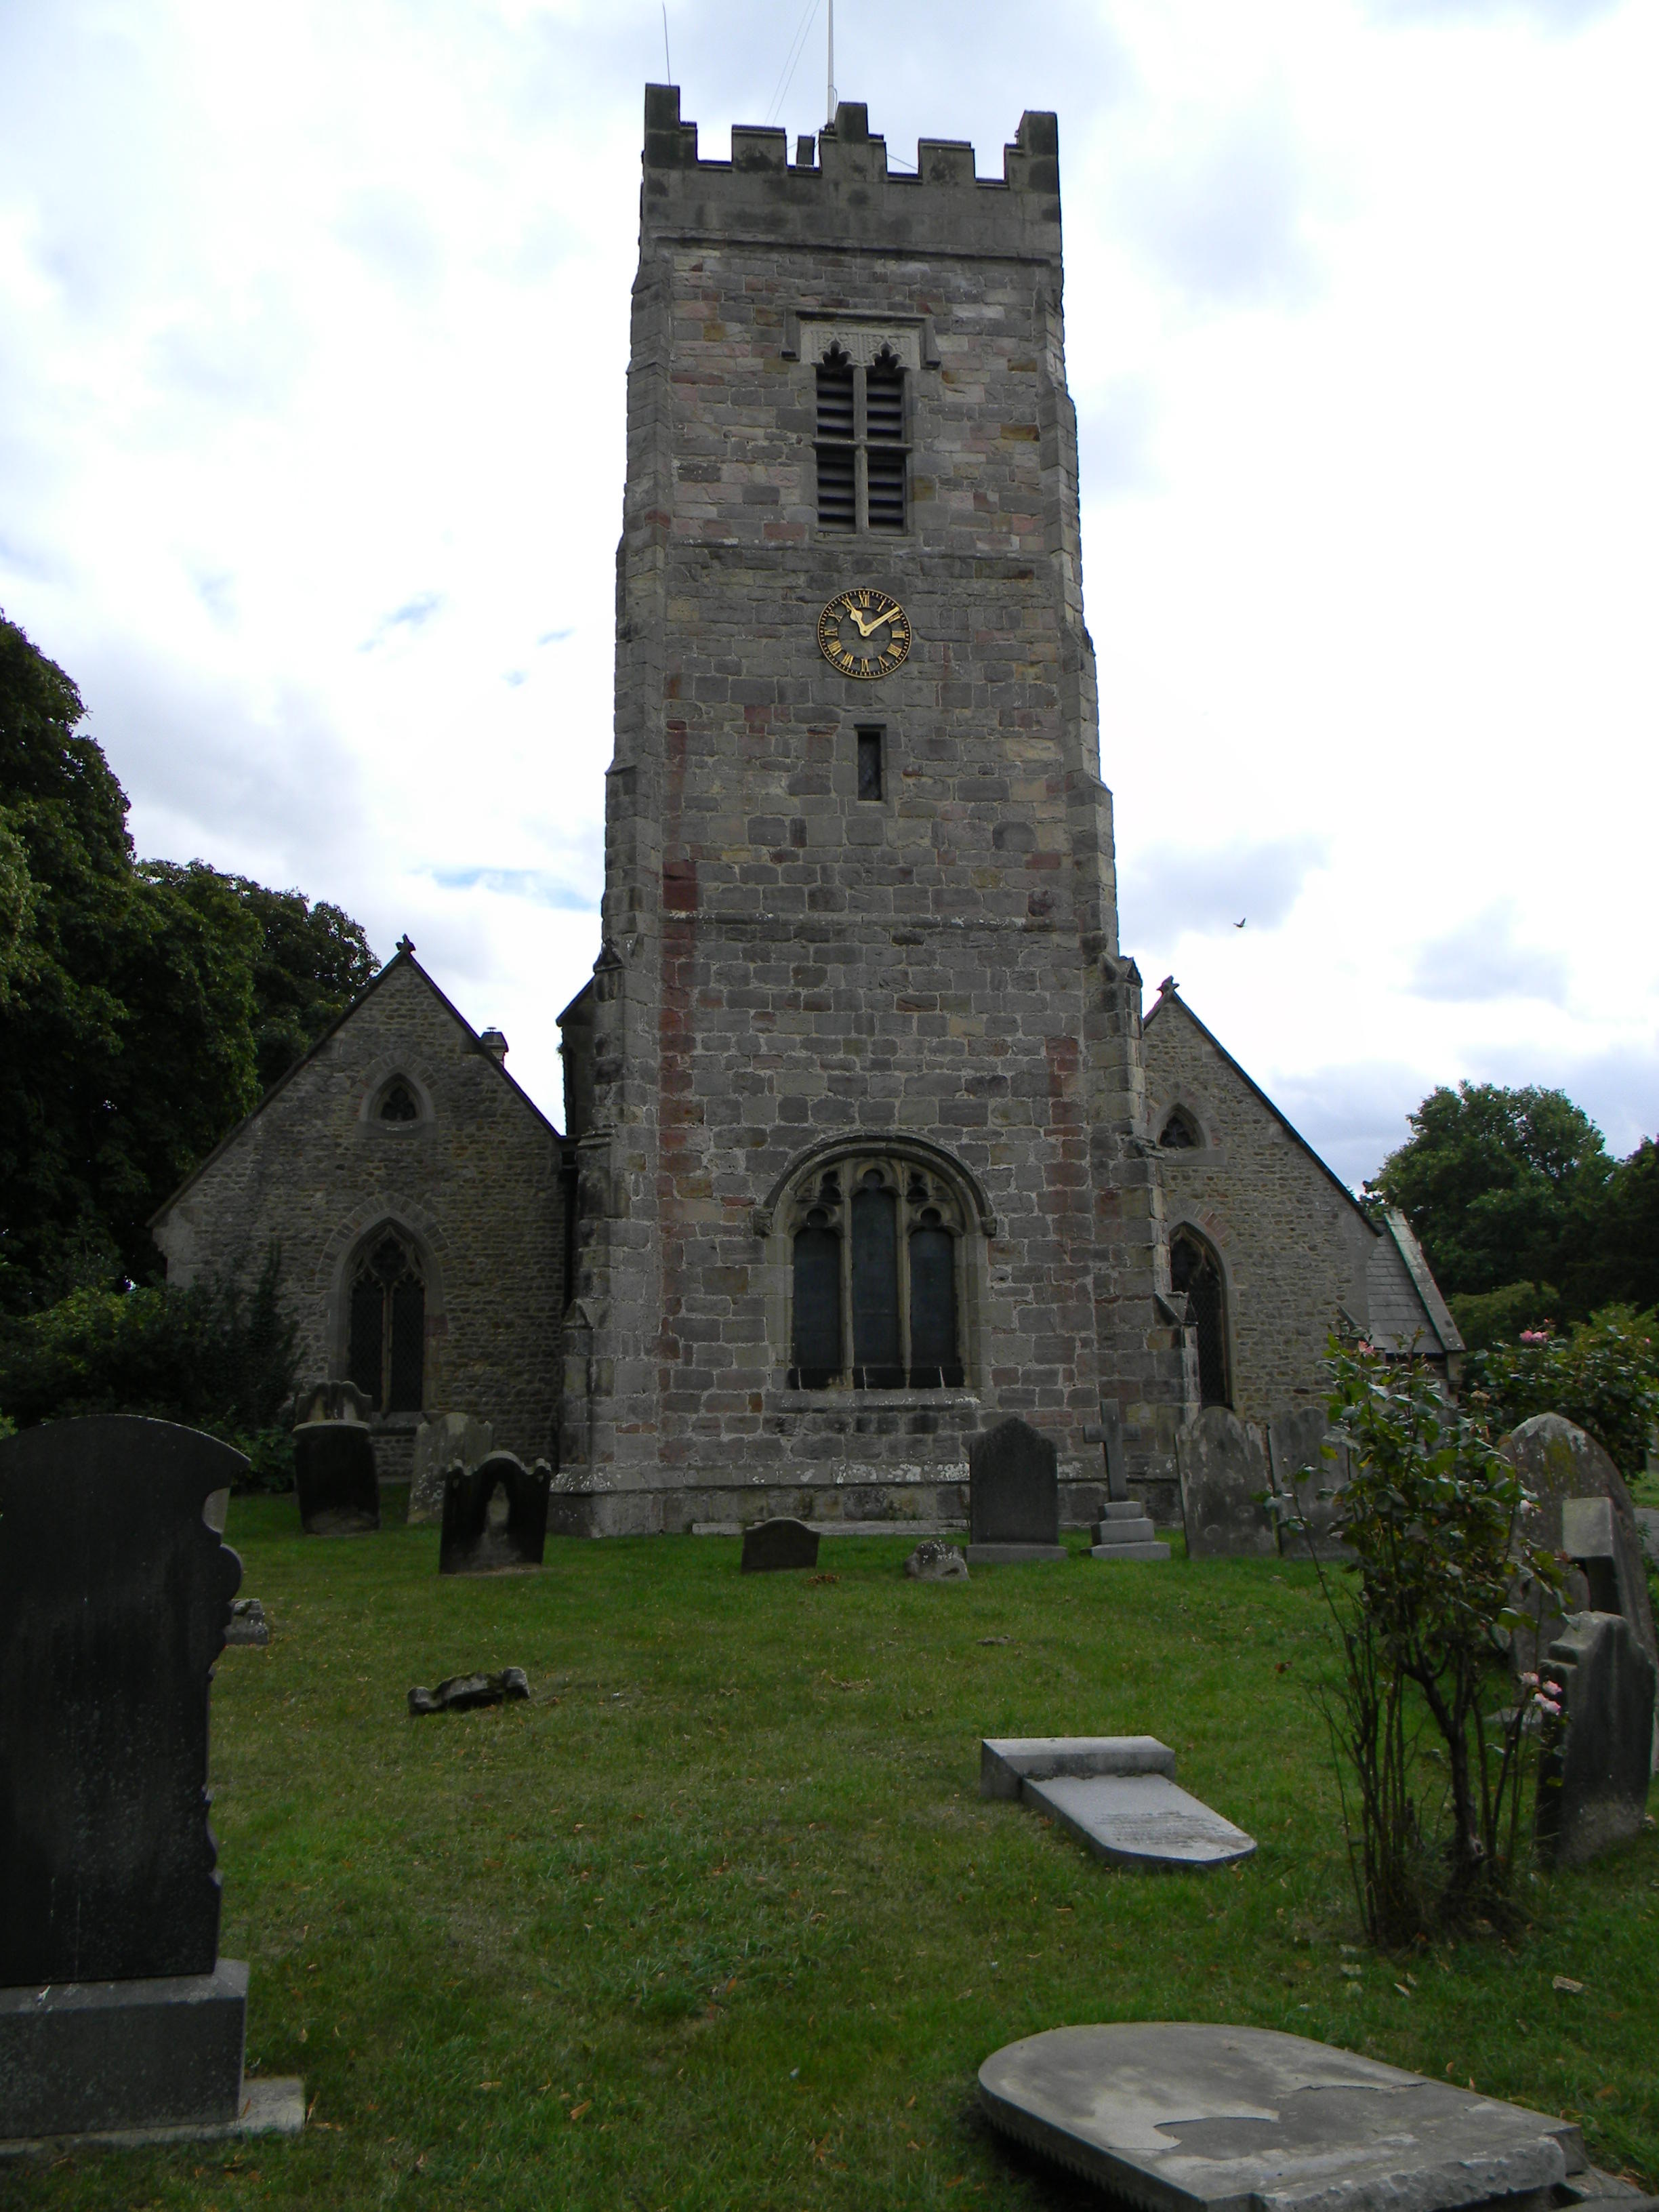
[827,0,836,125]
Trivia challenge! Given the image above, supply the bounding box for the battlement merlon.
[640,87,1062,261]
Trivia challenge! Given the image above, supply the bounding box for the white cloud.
[1122,835,1330,942]
[1406,903,1572,1007]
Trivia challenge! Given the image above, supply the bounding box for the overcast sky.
[2,0,1654,1186]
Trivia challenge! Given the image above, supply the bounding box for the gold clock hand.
[851,605,893,638]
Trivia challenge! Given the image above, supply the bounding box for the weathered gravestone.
[1502,1416,1658,1696]
[292,1380,378,1536]
[977,2023,1593,2212]
[1536,1613,1657,1869]
[967,1416,1065,1565]
[409,1667,531,1715]
[740,1517,819,1573]
[438,1452,552,1575]
[0,1417,302,2145]
[1177,1408,1276,1559]
[408,1411,493,1525]
[1267,1406,1352,1562]
[905,1538,969,1581]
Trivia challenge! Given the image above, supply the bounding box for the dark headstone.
[293,1417,379,1536]
[408,1667,531,1715]
[1177,1408,1276,1559]
[1502,1416,1658,1678]
[968,1417,1063,1562]
[905,1538,969,1581]
[0,1963,251,2139]
[1536,1612,1657,1868]
[740,1516,820,1573]
[438,1452,552,1575]
[1267,1406,1352,1562]
[0,1416,245,1986]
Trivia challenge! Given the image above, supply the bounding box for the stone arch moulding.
[1150,1090,1217,1153]
[321,1200,451,1390]
[752,1132,998,1240]
[1165,1210,1236,1413]
[356,1057,438,1126]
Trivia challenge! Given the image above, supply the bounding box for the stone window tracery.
[785,1154,966,1389]
[347,1227,426,1414]
[1160,1106,1201,1150]
[378,1079,420,1123]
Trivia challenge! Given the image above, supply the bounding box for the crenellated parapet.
[641,87,1061,259]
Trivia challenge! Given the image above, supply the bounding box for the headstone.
[293,1378,373,1425]
[1089,1502,1170,1563]
[740,1517,819,1573]
[1177,1408,1276,1559]
[1267,1406,1352,1561]
[1502,1415,1658,1686]
[981,1736,1254,1869]
[409,1668,531,1715]
[1561,1496,1621,1614]
[978,2024,1587,2212]
[409,1411,493,1525]
[1536,1612,1657,1869]
[966,1416,1065,1565]
[292,1395,379,1536]
[0,1416,302,2144]
[438,1452,552,1575]
[904,1539,968,1580]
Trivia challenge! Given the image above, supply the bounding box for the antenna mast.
[826,0,836,125]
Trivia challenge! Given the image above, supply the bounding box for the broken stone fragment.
[407,1667,531,1715]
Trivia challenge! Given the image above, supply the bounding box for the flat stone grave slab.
[1025,1774,1256,1870]
[981,1736,1176,1800]
[979,2022,1586,2212]
[740,1517,819,1572]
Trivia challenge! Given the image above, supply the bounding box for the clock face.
[817,588,912,679]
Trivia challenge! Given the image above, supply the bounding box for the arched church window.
[347,1228,426,1414]
[378,1079,419,1123]
[1160,1106,1200,1150]
[1170,1227,1229,1410]
[785,1155,966,1389]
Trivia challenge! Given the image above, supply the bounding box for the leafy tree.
[143,863,376,1093]
[1369,1082,1610,1303]
[1584,1140,1659,1317]
[0,611,377,1309]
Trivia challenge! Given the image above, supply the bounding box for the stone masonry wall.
[153,956,565,1480]
[567,91,1189,1531]
[1142,992,1375,1425]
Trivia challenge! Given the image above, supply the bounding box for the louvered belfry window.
[814,344,907,534]
[786,1156,965,1389]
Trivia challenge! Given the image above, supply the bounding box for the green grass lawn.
[14,1505,1659,2211]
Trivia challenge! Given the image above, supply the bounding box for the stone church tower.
[558,87,1193,1534]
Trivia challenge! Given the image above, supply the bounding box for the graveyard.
[9,1490,1657,2211]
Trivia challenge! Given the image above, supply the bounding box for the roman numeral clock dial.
[816,588,911,679]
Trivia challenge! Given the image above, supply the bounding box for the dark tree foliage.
[0,1244,300,1487]
[144,863,376,1093]
[1368,1082,1611,1306]
[0,611,376,1311]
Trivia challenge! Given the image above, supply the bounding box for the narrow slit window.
[857,726,884,802]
